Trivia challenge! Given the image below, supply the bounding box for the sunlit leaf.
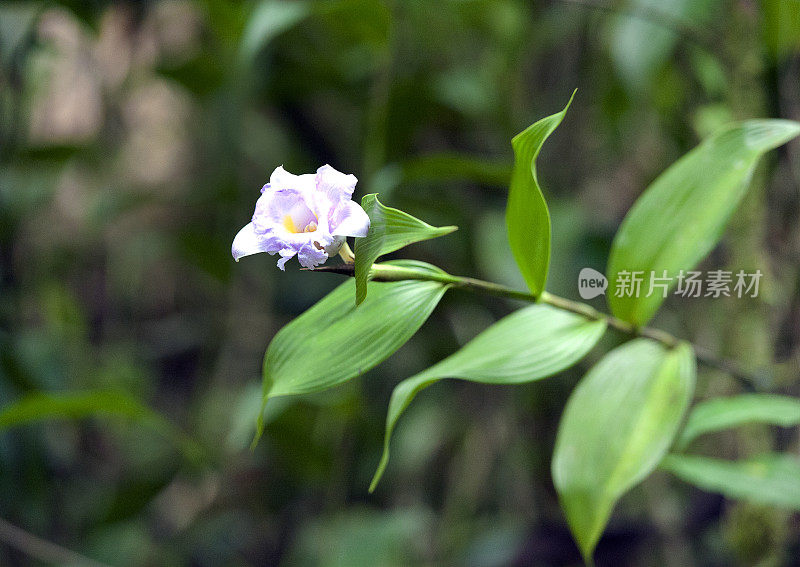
[506,91,574,296]
[354,195,456,305]
[260,260,449,437]
[607,119,800,325]
[370,304,606,492]
[552,339,696,562]
[676,394,800,450]
[662,454,800,510]
[239,0,312,64]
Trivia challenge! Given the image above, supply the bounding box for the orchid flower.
[232,165,370,269]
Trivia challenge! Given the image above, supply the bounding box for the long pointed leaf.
[370,304,606,491]
[552,339,696,562]
[676,394,800,450]
[262,260,449,403]
[0,390,200,460]
[506,91,575,296]
[662,454,800,510]
[607,119,800,325]
[354,195,456,305]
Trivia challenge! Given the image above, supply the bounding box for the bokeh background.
[2,0,800,565]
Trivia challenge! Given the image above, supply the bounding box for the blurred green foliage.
[1,0,799,565]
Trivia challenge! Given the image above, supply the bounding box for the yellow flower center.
[282,215,318,234]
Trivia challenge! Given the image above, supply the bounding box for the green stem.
[338,241,355,264]
[365,262,757,386]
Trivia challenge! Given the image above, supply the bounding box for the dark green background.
[1,0,799,565]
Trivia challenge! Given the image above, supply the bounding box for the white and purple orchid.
[232,165,370,270]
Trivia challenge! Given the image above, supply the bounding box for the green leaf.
[552,339,696,562]
[662,454,800,510]
[239,0,390,65]
[260,260,448,421]
[607,119,800,325]
[0,390,201,460]
[0,391,150,428]
[354,195,456,305]
[239,0,312,64]
[676,394,800,450]
[370,304,607,492]
[506,91,574,296]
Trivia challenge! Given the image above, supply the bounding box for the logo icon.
[578,267,608,299]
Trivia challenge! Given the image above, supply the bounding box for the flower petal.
[269,166,316,195]
[232,222,271,261]
[234,165,366,270]
[296,242,328,269]
[331,200,370,237]
[276,248,297,271]
[316,164,358,202]
[269,166,297,190]
[253,188,316,234]
[324,235,346,256]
